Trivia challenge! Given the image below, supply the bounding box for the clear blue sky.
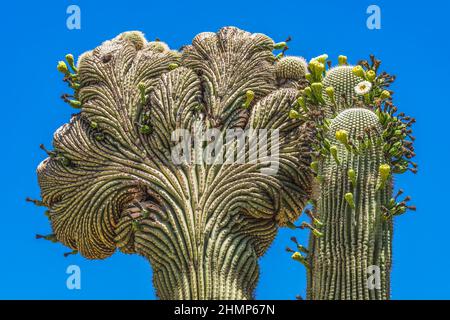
[1,0,449,299]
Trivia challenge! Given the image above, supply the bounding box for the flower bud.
[310,161,318,173]
[366,70,376,81]
[273,42,287,50]
[344,192,355,209]
[289,109,300,119]
[168,63,179,70]
[352,65,365,78]
[57,61,69,74]
[242,90,255,109]
[379,164,391,181]
[65,54,77,71]
[325,86,335,101]
[313,54,328,64]
[348,169,356,186]
[335,129,349,146]
[311,82,323,99]
[313,218,324,228]
[330,145,340,164]
[338,55,348,65]
[312,228,324,238]
[309,60,325,74]
[140,125,152,134]
[380,90,391,100]
[297,97,306,111]
[68,100,82,108]
[303,86,312,98]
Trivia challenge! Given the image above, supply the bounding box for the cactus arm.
[309,108,393,299]
[288,55,416,300]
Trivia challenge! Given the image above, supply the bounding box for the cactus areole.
[35,27,314,299]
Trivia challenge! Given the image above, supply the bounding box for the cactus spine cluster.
[287,54,416,300]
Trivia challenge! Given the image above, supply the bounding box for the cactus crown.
[34,27,314,299]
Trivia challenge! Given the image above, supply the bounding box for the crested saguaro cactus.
[34,27,315,299]
[288,55,416,299]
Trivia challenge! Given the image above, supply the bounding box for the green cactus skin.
[307,108,393,300]
[35,27,313,300]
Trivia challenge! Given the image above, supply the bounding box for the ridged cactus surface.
[288,55,416,300]
[322,65,362,115]
[34,27,314,300]
[309,108,392,299]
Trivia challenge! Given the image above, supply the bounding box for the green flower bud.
[138,82,146,104]
[380,90,391,100]
[309,60,325,74]
[289,109,300,120]
[352,65,365,79]
[338,55,348,65]
[366,70,376,81]
[325,86,335,101]
[311,82,323,101]
[68,100,82,109]
[335,129,349,146]
[291,251,304,262]
[379,164,391,182]
[291,252,310,269]
[140,124,152,134]
[65,54,77,71]
[396,206,407,215]
[273,42,287,50]
[168,63,179,70]
[312,228,324,238]
[57,61,69,74]
[297,96,306,110]
[330,145,340,165]
[313,54,328,64]
[312,218,324,228]
[303,86,313,99]
[344,192,355,209]
[242,90,255,109]
[310,161,319,173]
[348,168,356,186]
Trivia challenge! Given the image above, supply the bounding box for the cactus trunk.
[142,208,260,300]
[307,108,393,300]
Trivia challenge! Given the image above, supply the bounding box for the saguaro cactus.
[33,27,314,299]
[288,55,416,299]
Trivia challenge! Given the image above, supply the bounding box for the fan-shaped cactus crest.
[35,27,314,299]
